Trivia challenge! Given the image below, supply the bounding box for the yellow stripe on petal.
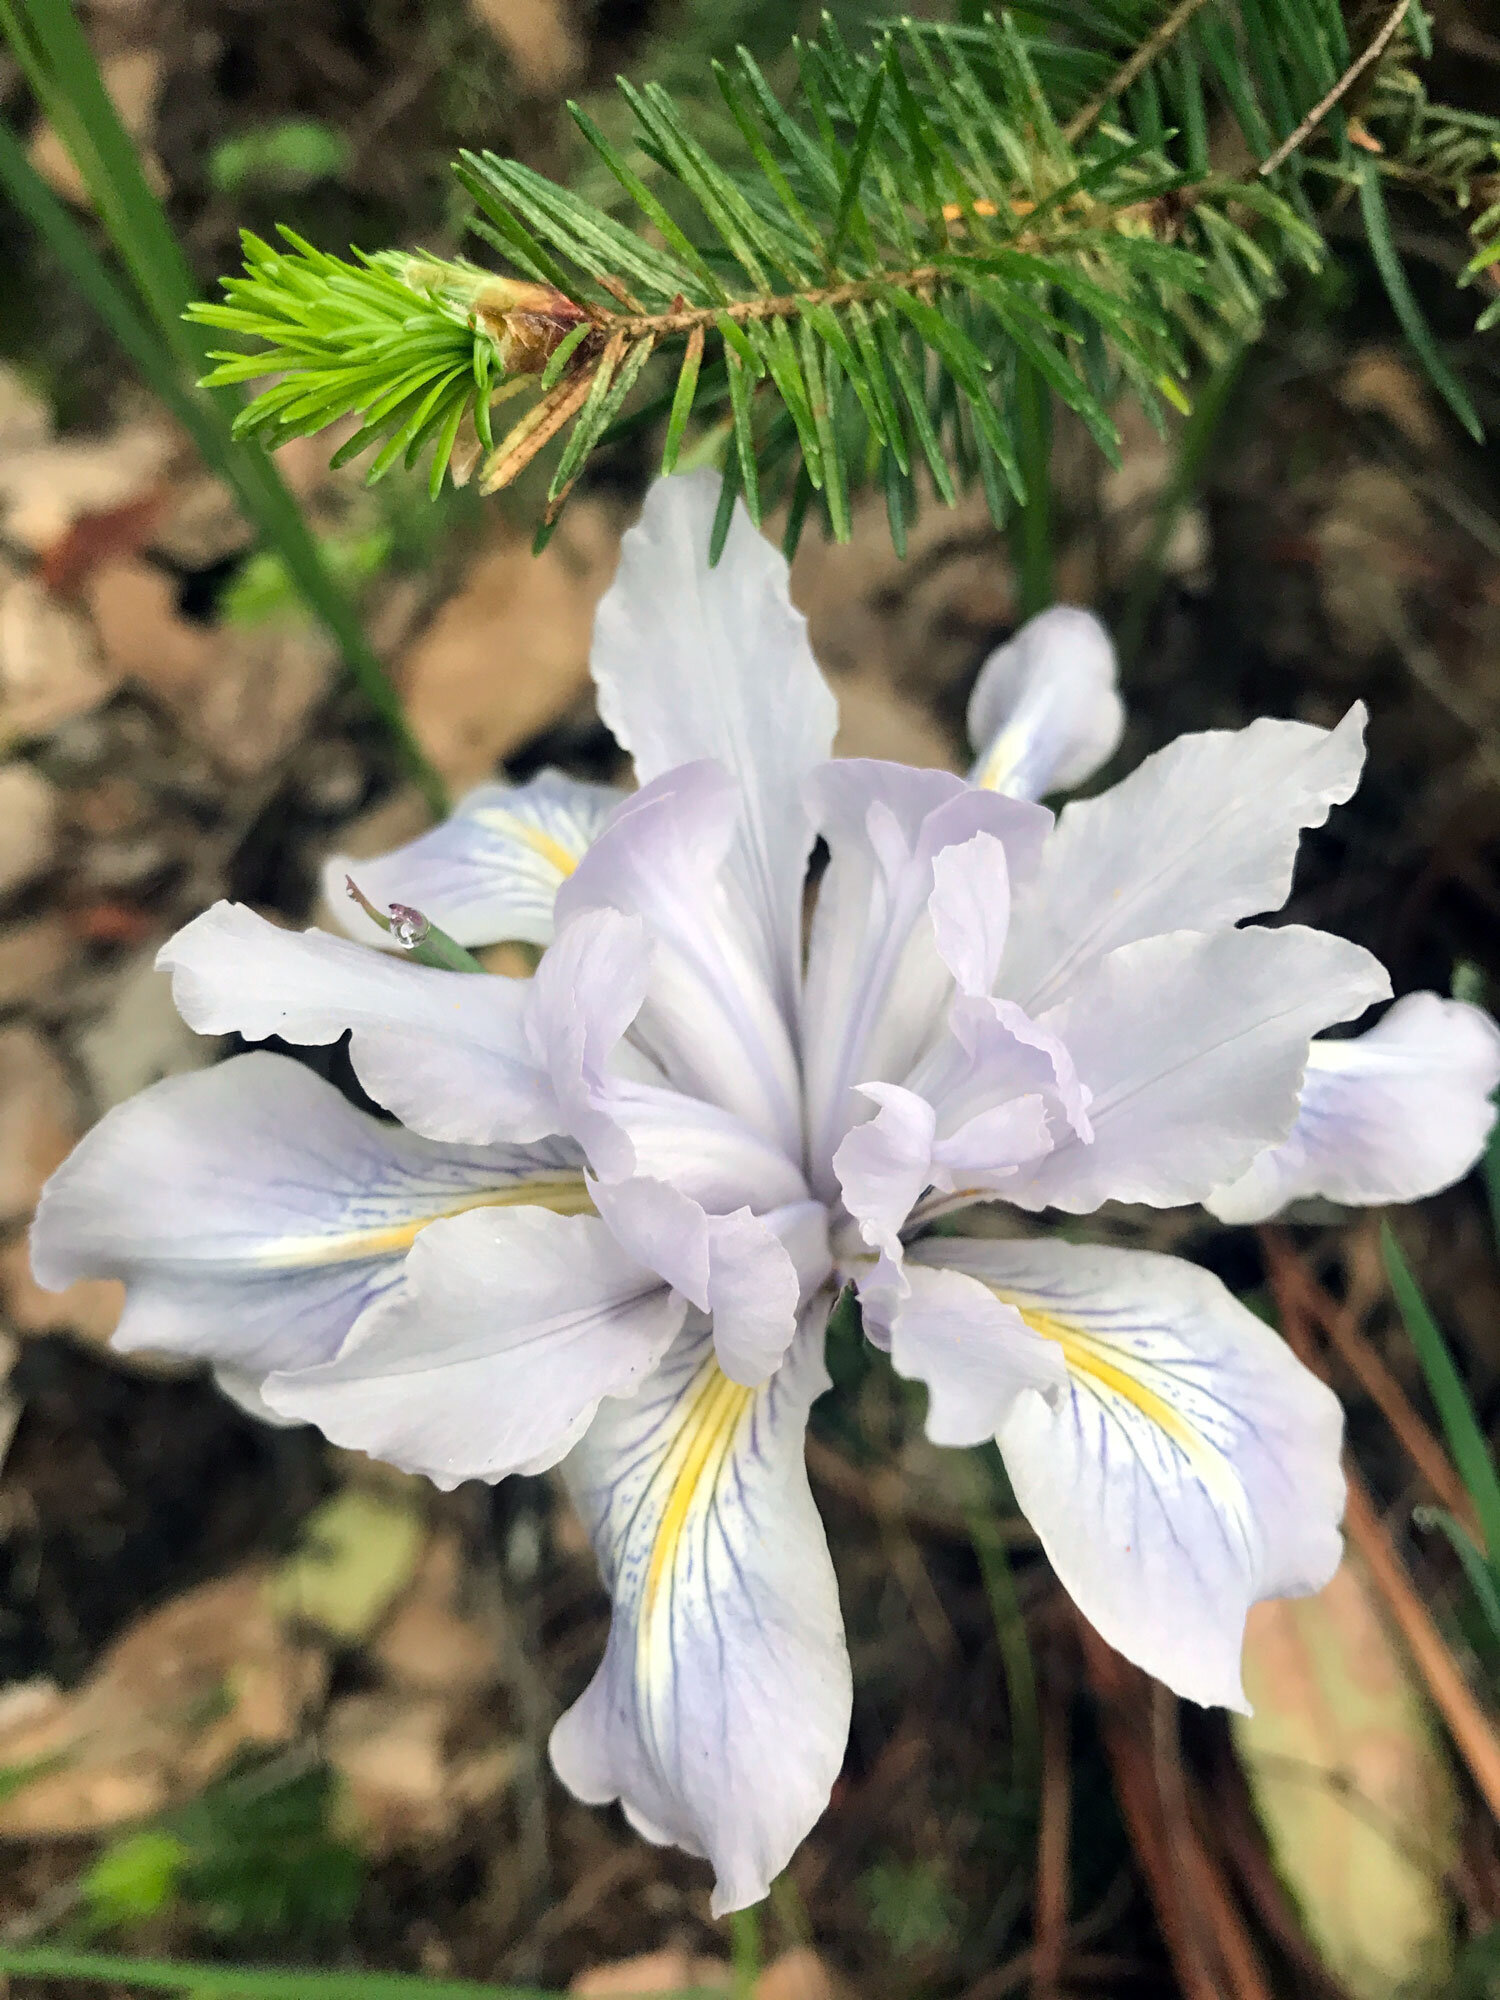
[260,1175,596,1268]
[642,1357,753,1625]
[973,729,1024,794]
[994,1290,1243,1508]
[473,807,584,882]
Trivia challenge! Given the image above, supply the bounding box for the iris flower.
[32,473,1500,1912]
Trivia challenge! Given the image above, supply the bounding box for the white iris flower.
[31,472,1500,1913]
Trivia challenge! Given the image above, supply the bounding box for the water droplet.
[388,902,430,950]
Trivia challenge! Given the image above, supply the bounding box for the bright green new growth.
[188,4,1495,562]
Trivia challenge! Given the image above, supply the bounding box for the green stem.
[966,1500,1041,1803]
[1010,358,1053,620]
[0,1945,729,1998]
[727,1905,762,2000]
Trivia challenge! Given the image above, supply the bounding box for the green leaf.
[1413,1506,1500,1644]
[1382,1223,1500,1579]
[1357,157,1483,445]
[84,1832,188,1927]
[208,120,349,196]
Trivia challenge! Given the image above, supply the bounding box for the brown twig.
[1342,1473,1500,1823]
[1062,0,1216,145]
[1031,1667,1070,2000]
[1076,1624,1223,2000]
[805,1436,1037,1546]
[1258,0,1412,178]
[1260,1227,1476,1529]
[1268,1249,1500,1823]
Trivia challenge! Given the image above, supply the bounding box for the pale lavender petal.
[912,1235,1346,1710]
[885,1262,1067,1446]
[556,764,802,1158]
[1207,991,1500,1223]
[549,1303,850,1915]
[801,759,1051,1192]
[929,833,1012,997]
[158,902,555,1146]
[590,1175,829,1385]
[29,1052,587,1391]
[263,1207,685,1488]
[967,606,1124,801]
[1004,925,1391,1213]
[1002,705,1369,1014]
[589,471,837,1007]
[525,906,652,1181]
[327,769,623,950]
[833,1078,1050,1281]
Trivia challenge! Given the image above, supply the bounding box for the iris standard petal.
[801,760,1051,1191]
[529,905,811,1210]
[263,1207,685,1488]
[833,1078,1051,1280]
[588,470,837,1006]
[1002,925,1391,1214]
[29,1051,589,1387]
[590,1176,829,1386]
[1206,991,1500,1223]
[1002,705,1368,1014]
[556,764,803,1157]
[910,1235,1346,1710]
[327,770,623,950]
[159,902,555,1146]
[967,606,1124,801]
[549,1303,851,1916]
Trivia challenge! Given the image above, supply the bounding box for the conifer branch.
[187,6,1492,554]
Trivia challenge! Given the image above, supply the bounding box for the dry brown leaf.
[1236,1557,1459,2000]
[0,1232,124,1349]
[400,499,619,790]
[0,576,119,743]
[791,489,1011,713]
[0,1569,328,1837]
[1313,466,1437,662]
[570,1950,732,1995]
[0,1022,77,1223]
[86,559,336,778]
[469,0,583,91]
[756,1950,853,2000]
[74,947,218,1110]
[0,763,62,898]
[374,1532,505,1698]
[325,1689,520,1856]
[1341,347,1445,457]
[0,365,51,456]
[0,912,81,1008]
[0,420,176,556]
[830,679,958,770]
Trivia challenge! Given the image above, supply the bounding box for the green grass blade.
[1382,1222,1500,1570]
[1357,157,1483,445]
[1414,1506,1500,1644]
[0,1945,731,1998]
[967,1500,1041,1800]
